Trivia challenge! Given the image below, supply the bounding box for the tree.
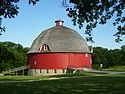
[0,0,125,42]
[120,45,125,65]
[0,0,39,35]
[121,45,125,51]
[0,41,29,72]
[64,0,125,42]
[92,47,109,69]
[92,45,125,69]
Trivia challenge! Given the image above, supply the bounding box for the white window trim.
[85,53,88,57]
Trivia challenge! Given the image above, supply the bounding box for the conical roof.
[28,21,90,54]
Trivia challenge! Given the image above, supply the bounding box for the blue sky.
[0,0,125,49]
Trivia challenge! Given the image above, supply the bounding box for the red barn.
[27,20,92,76]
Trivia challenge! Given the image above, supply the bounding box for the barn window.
[62,69,65,73]
[85,53,88,57]
[43,44,47,50]
[47,69,49,74]
[40,69,42,73]
[34,61,37,65]
[54,69,57,74]
[34,69,36,73]
[39,44,50,52]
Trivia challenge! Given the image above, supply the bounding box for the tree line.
[0,41,29,72]
[0,41,125,72]
[92,45,125,69]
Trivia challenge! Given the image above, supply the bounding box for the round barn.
[27,20,92,76]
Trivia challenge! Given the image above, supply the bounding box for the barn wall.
[28,53,92,69]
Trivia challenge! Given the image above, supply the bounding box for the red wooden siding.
[28,53,92,69]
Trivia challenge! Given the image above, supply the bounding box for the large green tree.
[0,41,29,72]
[92,46,125,69]
[120,45,125,65]
[92,47,109,68]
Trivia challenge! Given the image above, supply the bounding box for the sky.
[0,0,125,49]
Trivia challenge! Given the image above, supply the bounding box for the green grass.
[0,72,108,81]
[50,73,93,78]
[0,76,49,81]
[104,66,125,71]
[51,72,108,78]
[0,73,125,94]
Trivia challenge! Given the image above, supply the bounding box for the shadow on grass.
[50,72,109,78]
[0,76,125,94]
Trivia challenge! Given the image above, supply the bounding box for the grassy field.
[0,75,49,81]
[103,66,125,71]
[0,73,125,94]
[0,72,108,81]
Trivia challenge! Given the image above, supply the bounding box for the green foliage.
[65,0,125,42]
[0,0,125,42]
[104,66,125,71]
[0,41,29,72]
[0,0,39,35]
[0,0,39,19]
[92,46,125,69]
[28,0,39,6]
[121,45,125,51]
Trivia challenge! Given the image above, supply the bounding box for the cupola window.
[55,20,64,26]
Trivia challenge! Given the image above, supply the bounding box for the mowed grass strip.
[104,66,125,72]
[0,76,48,81]
[0,72,108,81]
[0,75,125,94]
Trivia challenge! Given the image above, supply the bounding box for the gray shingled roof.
[28,26,90,53]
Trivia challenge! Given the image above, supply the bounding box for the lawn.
[0,75,49,81]
[0,73,125,94]
[103,66,125,71]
